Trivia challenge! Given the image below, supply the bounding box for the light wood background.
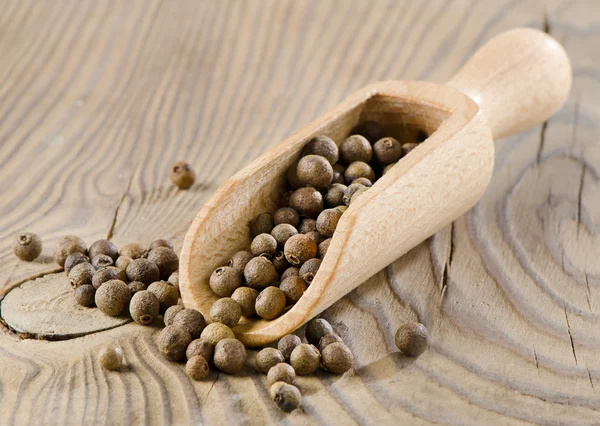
[0,0,598,424]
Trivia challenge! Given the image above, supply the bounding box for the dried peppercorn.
[69,262,96,288]
[255,347,285,374]
[279,276,306,305]
[296,155,334,190]
[200,323,235,346]
[339,135,372,164]
[213,338,246,374]
[115,256,133,271]
[382,162,396,175]
[302,135,339,165]
[278,334,301,361]
[304,231,325,247]
[146,247,179,280]
[210,266,242,297]
[271,224,298,248]
[402,142,418,156]
[119,243,145,259]
[318,238,331,259]
[12,233,42,261]
[186,339,214,361]
[186,355,209,380]
[244,257,277,289]
[344,161,375,184]
[298,218,317,234]
[228,251,254,274]
[321,342,353,374]
[172,308,206,339]
[351,177,372,187]
[64,252,89,275]
[170,161,196,190]
[394,322,429,357]
[289,187,323,218]
[318,333,344,353]
[290,343,320,375]
[332,163,346,184]
[92,267,120,290]
[54,236,87,267]
[280,267,300,281]
[157,325,192,361]
[74,284,96,307]
[373,137,402,165]
[251,233,278,258]
[231,287,259,318]
[91,254,113,269]
[299,258,321,284]
[210,297,241,327]
[88,239,118,261]
[274,207,300,228]
[325,183,347,207]
[250,212,274,237]
[352,120,385,143]
[128,281,147,295]
[284,234,317,266]
[149,239,173,251]
[164,304,185,326]
[95,280,131,316]
[98,345,122,371]
[255,286,286,320]
[270,381,301,412]
[267,363,296,386]
[343,183,367,206]
[129,290,160,325]
[316,208,342,237]
[305,318,334,346]
[286,161,304,189]
[126,258,160,284]
[147,281,180,313]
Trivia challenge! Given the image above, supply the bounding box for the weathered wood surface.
[0,0,598,424]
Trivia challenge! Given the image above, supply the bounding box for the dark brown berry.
[352,120,385,143]
[64,252,89,275]
[74,284,96,307]
[95,279,130,316]
[402,142,418,156]
[130,290,160,325]
[344,161,375,184]
[164,304,185,326]
[290,343,320,375]
[69,262,96,288]
[305,231,325,246]
[298,218,317,234]
[299,258,321,284]
[146,247,179,280]
[227,251,254,274]
[325,183,347,207]
[270,381,301,412]
[339,135,372,164]
[343,183,367,206]
[209,266,242,297]
[280,267,300,281]
[186,339,214,361]
[394,322,429,357]
[115,256,133,270]
[54,236,87,267]
[91,254,114,269]
[255,287,286,320]
[382,162,396,175]
[273,207,300,228]
[147,281,180,313]
[231,287,259,317]
[170,161,196,189]
[305,318,334,346]
[99,345,122,371]
[352,177,372,187]
[172,308,206,339]
[213,338,246,374]
[168,271,179,289]
[278,334,301,361]
[296,155,333,190]
[332,163,346,184]
[107,266,127,281]
[250,233,278,257]
[318,333,344,353]
[250,212,274,237]
[128,281,147,295]
[149,239,173,251]
[244,257,277,289]
[92,267,120,290]
[200,323,235,346]
[186,355,209,380]
[267,363,296,386]
[373,137,402,165]
[284,234,317,266]
[321,342,353,374]
[302,135,339,165]
[271,251,289,272]
[349,186,368,205]
[271,224,298,248]
[289,187,323,217]
[209,297,241,327]
[88,239,118,261]
[157,325,192,361]
[126,258,160,284]
[255,348,285,373]
[318,238,331,259]
[119,243,145,259]
[279,276,306,305]
[336,205,348,214]
[13,233,42,262]
[316,208,342,237]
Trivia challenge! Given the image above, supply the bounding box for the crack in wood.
[563,307,577,365]
[576,163,586,238]
[533,349,539,374]
[204,371,220,401]
[440,223,455,302]
[584,273,592,312]
[586,367,595,392]
[106,168,137,240]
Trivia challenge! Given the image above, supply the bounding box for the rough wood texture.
[0,0,598,424]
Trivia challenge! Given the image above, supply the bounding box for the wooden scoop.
[180,28,571,347]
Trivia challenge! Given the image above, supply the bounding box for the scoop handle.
[446,28,571,140]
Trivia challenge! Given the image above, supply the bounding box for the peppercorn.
[321,342,353,374]
[373,137,402,165]
[302,135,339,165]
[305,231,325,247]
[168,271,179,289]
[318,333,344,353]
[92,267,120,289]
[382,162,396,175]
[352,177,373,187]
[316,208,342,237]
[64,252,89,275]
[164,304,185,326]
[394,322,429,357]
[270,381,301,412]
[91,254,114,269]
[279,276,306,305]
[213,338,246,374]
[298,218,317,234]
[270,251,288,272]
[98,345,122,371]
[171,308,206,339]
[157,325,192,361]
[115,256,133,271]
[286,161,303,189]
[305,318,334,346]
[325,183,347,207]
[200,323,235,346]
[344,161,375,184]
[332,163,346,184]
[231,287,259,318]
[336,205,348,214]
[343,183,367,206]
[186,355,209,380]
[289,187,323,217]
[186,339,214,362]
[250,233,278,257]
[267,363,296,386]
[402,142,418,156]
[227,251,254,274]
[299,258,321,284]
[290,343,320,375]
[280,267,300,281]
[146,281,179,313]
[339,135,372,164]
[210,297,242,327]
[296,155,333,190]
[352,120,385,143]
[244,257,277,289]
[126,258,160,284]
[255,347,285,374]
[89,239,118,261]
[209,266,242,296]
[250,212,274,237]
[12,233,42,261]
[128,281,147,295]
[255,286,286,320]
[95,280,130,316]
[129,290,160,325]
[74,284,96,307]
[119,243,145,259]
[69,262,96,288]
[318,238,331,259]
[284,234,317,266]
[349,186,368,205]
[273,207,300,228]
[270,223,298,248]
[54,236,87,267]
[170,160,196,189]
[278,334,301,361]
[146,247,179,280]
[149,239,174,251]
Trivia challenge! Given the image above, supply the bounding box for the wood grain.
[0,0,598,424]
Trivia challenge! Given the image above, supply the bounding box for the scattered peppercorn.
[250,233,278,258]
[128,281,147,295]
[210,297,242,327]
[200,323,235,346]
[321,342,353,374]
[186,355,209,380]
[186,339,214,362]
[318,238,331,259]
[325,183,347,207]
[318,333,344,353]
[119,243,145,259]
[54,236,87,267]
[305,318,334,346]
[343,183,367,206]
[332,163,346,185]
[278,334,301,361]
[280,267,300,281]
[12,233,42,261]
[92,267,120,289]
[74,284,96,307]
[164,304,185,326]
[231,286,259,318]
[298,218,317,234]
[98,345,122,371]
[296,154,334,189]
[289,187,323,217]
[352,177,372,187]
[316,208,342,237]
[168,271,179,289]
[89,239,119,261]
[126,258,160,284]
[284,234,317,266]
[250,212,275,237]
[302,135,339,165]
[339,135,372,164]
[227,251,254,274]
[146,247,179,280]
[149,239,174,251]
[270,381,301,412]
[130,290,160,325]
[91,254,114,269]
[373,137,402,165]
[290,343,320,375]
[255,286,287,320]
[244,257,277,289]
[267,363,296,386]
[170,161,196,189]
[273,207,300,228]
[279,276,306,305]
[270,223,298,248]
[344,161,375,184]
[172,308,206,339]
[147,281,180,313]
[255,347,285,374]
[95,280,130,316]
[213,338,246,374]
[64,252,89,275]
[394,322,429,357]
[299,258,321,284]
[115,256,133,271]
[210,266,242,297]
[69,262,96,288]
[271,251,289,272]
[157,325,192,361]
[304,231,325,246]
[350,186,368,205]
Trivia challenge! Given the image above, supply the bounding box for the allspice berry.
[280,267,300,281]
[149,239,173,251]
[299,258,321,284]
[213,338,246,374]
[98,345,122,371]
[325,183,347,207]
[279,276,306,305]
[269,381,301,413]
[332,163,346,184]
[271,251,289,272]
[394,322,429,357]
[64,252,89,275]
[126,258,160,284]
[255,347,285,374]
[250,212,274,237]
[200,323,235,346]
[115,256,133,271]
[343,183,367,206]
[89,239,118,261]
[382,162,396,175]
[69,262,96,288]
[350,186,368,205]
[95,280,130,316]
[186,339,214,361]
[274,207,300,228]
[168,271,179,289]
[284,234,317,266]
[318,333,344,353]
[289,187,323,217]
[316,208,342,237]
[92,267,120,290]
[227,251,254,274]
[147,281,180,313]
[54,235,87,267]
[373,137,402,165]
[318,238,331,259]
[231,287,259,318]
[91,254,114,269]
[244,257,277,289]
[296,155,333,190]
[353,120,385,143]
[209,266,242,297]
[302,135,339,165]
[271,224,298,248]
[255,287,287,320]
[186,355,209,380]
[304,231,325,246]
[402,142,418,156]
[344,161,375,184]
[128,281,147,295]
[321,342,353,374]
[267,363,296,386]
[339,135,372,164]
[250,233,278,257]
[170,160,196,189]
[74,284,96,307]
[290,343,320,375]
[157,325,192,361]
[109,266,127,281]
[210,297,241,327]
[352,177,373,187]
[336,205,348,214]
[164,304,185,326]
[305,318,334,346]
[172,308,206,339]
[146,246,179,280]
[119,242,145,259]
[129,290,160,325]
[12,233,42,261]
[278,334,301,361]
[298,218,317,234]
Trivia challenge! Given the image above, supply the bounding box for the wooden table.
[0,1,598,424]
